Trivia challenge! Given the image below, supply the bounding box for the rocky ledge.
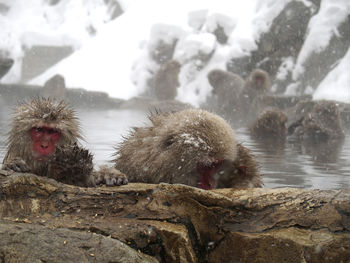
[0,170,349,263]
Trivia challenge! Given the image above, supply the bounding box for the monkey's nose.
[41,142,49,149]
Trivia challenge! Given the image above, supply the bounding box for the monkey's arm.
[2,157,31,173]
[287,116,304,136]
[92,166,128,187]
[51,144,128,187]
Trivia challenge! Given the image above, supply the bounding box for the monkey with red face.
[239,69,271,124]
[2,97,127,187]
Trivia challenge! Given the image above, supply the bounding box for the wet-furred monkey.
[114,109,262,190]
[2,97,127,187]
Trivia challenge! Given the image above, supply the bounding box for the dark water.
[1,108,349,189]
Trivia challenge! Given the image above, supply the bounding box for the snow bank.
[313,47,350,102]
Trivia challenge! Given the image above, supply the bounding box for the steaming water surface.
[1,108,349,189]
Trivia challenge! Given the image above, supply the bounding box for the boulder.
[0,170,349,262]
[226,1,319,93]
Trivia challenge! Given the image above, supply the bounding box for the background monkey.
[288,100,345,141]
[239,69,271,123]
[2,97,127,187]
[242,69,271,97]
[205,69,245,121]
[250,108,288,140]
[114,109,262,189]
[152,59,181,101]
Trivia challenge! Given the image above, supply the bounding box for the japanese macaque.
[206,69,245,119]
[50,143,95,187]
[41,74,66,99]
[152,60,181,101]
[208,69,245,96]
[2,97,127,187]
[250,108,288,140]
[239,69,271,123]
[242,69,270,97]
[113,109,262,189]
[288,100,345,141]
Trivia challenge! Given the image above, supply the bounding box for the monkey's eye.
[34,127,44,133]
[47,128,61,140]
[47,128,59,134]
[162,135,175,149]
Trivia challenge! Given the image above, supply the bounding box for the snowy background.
[0,0,350,106]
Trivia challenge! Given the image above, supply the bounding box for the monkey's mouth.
[196,159,223,190]
[32,151,54,161]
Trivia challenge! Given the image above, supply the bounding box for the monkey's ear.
[162,134,175,149]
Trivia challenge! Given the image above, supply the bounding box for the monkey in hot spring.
[113,109,262,189]
[2,97,127,187]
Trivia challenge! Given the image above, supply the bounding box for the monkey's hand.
[2,157,31,173]
[93,165,128,186]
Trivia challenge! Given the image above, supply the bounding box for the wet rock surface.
[0,171,349,262]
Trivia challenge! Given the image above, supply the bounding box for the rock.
[0,57,14,80]
[227,1,319,92]
[21,45,74,83]
[295,15,350,94]
[0,221,157,263]
[41,74,66,99]
[0,83,124,109]
[0,171,349,262]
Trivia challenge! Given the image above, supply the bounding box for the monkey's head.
[207,69,226,90]
[251,109,288,139]
[312,101,340,123]
[8,97,81,163]
[249,69,270,92]
[303,101,344,140]
[157,109,238,190]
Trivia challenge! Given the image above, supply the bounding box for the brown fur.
[3,97,81,178]
[250,109,288,139]
[2,97,127,187]
[114,109,262,189]
[206,69,245,119]
[50,143,95,187]
[239,69,271,124]
[216,144,262,188]
[291,100,345,140]
[153,60,181,100]
[242,69,270,96]
[208,69,244,96]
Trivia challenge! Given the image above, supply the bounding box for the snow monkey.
[288,100,345,141]
[206,69,245,119]
[242,69,271,97]
[153,59,181,101]
[208,69,244,99]
[2,97,127,187]
[113,109,262,190]
[250,108,288,140]
[239,69,271,123]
